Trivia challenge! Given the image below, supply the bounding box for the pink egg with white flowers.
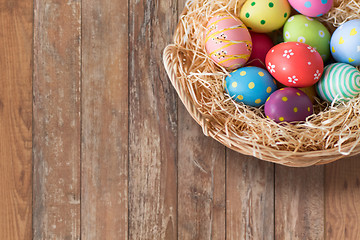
[205,13,252,70]
[288,0,333,17]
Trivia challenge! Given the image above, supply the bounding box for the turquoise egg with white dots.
[331,19,360,66]
[225,66,277,107]
[283,15,331,61]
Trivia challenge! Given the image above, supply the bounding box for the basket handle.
[163,44,210,136]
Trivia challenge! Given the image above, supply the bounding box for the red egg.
[265,42,324,88]
[246,32,274,68]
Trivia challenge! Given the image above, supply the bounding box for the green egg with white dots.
[283,15,331,61]
[240,0,291,33]
[225,66,277,107]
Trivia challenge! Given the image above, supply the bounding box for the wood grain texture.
[128,0,178,239]
[178,105,226,240]
[0,0,33,238]
[81,0,128,239]
[33,0,81,239]
[275,165,324,240]
[176,0,225,239]
[226,152,274,240]
[325,157,360,240]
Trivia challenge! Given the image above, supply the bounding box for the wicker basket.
[163,0,360,167]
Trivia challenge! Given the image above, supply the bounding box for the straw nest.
[163,0,360,167]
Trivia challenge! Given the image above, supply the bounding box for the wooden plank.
[226,152,274,240]
[176,0,226,238]
[275,165,324,240]
[81,0,128,239]
[33,0,81,239]
[0,0,33,238]
[128,0,178,239]
[178,105,226,239]
[325,157,360,240]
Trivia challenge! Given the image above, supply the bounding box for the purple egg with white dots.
[288,0,333,17]
[265,88,313,123]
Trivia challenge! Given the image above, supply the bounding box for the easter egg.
[246,32,274,68]
[288,0,333,17]
[316,63,360,102]
[205,13,252,70]
[265,88,314,123]
[240,0,291,33]
[265,42,324,88]
[330,19,360,66]
[298,86,318,103]
[225,67,277,107]
[283,15,331,61]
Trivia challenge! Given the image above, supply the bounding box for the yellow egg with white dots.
[225,66,277,107]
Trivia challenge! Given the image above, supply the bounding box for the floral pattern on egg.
[265,42,324,88]
[283,15,331,61]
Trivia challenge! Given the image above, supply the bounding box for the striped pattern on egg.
[316,63,360,102]
[205,13,252,70]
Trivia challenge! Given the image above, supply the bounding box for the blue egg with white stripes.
[316,63,360,102]
[225,66,277,107]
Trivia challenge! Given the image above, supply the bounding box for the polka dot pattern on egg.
[264,88,313,123]
[304,1,311,8]
[225,67,277,107]
[240,0,290,33]
[288,0,333,17]
[283,15,331,61]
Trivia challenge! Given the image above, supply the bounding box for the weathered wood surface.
[325,158,360,240]
[33,0,81,239]
[275,165,325,240]
[81,0,129,239]
[178,104,226,240]
[226,152,274,240]
[128,0,178,239]
[176,0,226,239]
[0,0,33,239]
[0,0,360,239]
